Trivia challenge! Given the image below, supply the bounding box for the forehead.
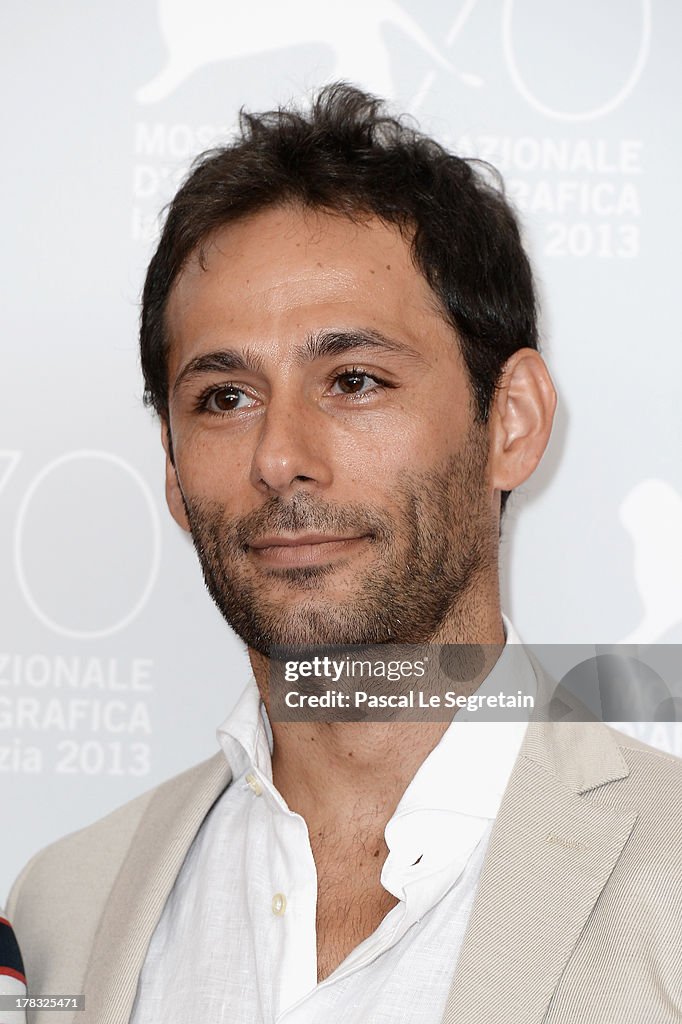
[165,204,460,374]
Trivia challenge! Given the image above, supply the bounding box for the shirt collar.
[217,678,273,783]
[380,616,536,901]
[386,615,535,821]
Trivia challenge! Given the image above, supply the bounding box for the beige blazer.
[7,716,682,1024]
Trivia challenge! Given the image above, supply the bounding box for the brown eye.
[336,372,368,394]
[204,386,255,412]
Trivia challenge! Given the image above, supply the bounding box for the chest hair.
[311,823,399,982]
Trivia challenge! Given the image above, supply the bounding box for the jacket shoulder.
[607,724,682,786]
[7,753,226,924]
[8,753,229,1000]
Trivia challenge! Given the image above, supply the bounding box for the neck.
[248,596,505,833]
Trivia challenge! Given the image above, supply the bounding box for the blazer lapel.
[441,718,637,1024]
[81,753,231,1024]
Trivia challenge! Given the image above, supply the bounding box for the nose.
[249,395,333,497]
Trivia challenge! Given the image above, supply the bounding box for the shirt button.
[271,893,287,916]
[245,772,263,796]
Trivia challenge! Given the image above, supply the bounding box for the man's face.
[164,205,499,654]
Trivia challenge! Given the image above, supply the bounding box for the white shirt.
[131,621,536,1024]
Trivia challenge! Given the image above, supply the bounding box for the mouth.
[248,532,372,567]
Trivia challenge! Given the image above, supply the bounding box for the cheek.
[175,437,252,505]
[352,400,469,473]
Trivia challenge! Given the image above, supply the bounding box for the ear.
[488,348,557,495]
[161,419,191,532]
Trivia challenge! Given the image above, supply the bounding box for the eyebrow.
[173,328,425,396]
[173,347,266,395]
[299,328,422,364]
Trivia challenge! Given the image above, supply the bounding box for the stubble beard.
[182,429,496,656]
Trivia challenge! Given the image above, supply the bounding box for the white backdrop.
[2,0,681,903]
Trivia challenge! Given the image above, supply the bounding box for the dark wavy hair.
[140,83,539,509]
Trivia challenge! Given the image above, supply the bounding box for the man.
[7,84,682,1023]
